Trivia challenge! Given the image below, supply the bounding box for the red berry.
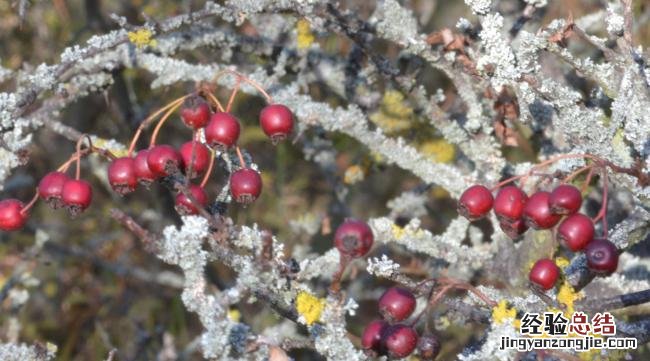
[179,141,211,179]
[0,199,28,231]
[361,320,388,357]
[378,287,416,322]
[38,171,69,209]
[549,184,582,215]
[381,324,418,359]
[180,95,211,129]
[134,150,156,186]
[417,334,441,360]
[334,219,374,258]
[205,112,241,150]
[259,104,294,143]
[557,214,594,252]
[585,239,618,274]
[175,185,209,215]
[499,218,528,239]
[494,186,528,223]
[147,145,183,177]
[529,258,560,290]
[62,179,93,216]
[230,168,262,204]
[458,185,493,221]
[107,157,137,195]
[522,191,561,229]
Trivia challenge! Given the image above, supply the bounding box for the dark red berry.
[0,199,28,231]
[417,334,441,360]
[147,145,183,177]
[557,214,594,252]
[134,150,156,186]
[180,95,211,129]
[499,218,528,239]
[62,179,93,216]
[230,168,262,204]
[175,185,209,215]
[494,186,528,223]
[585,239,618,274]
[38,171,69,209]
[334,219,374,258]
[108,157,137,195]
[205,112,241,150]
[381,324,418,359]
[259,104,294,143]
[361,320,388,357]
[458,185,493,221]
[549,184,582,215]
[378,287,416,322]
[179,141,211,179]
[522,191,561,229]
[529,258,560,290]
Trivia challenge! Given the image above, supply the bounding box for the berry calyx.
[205,112,241,150]
[529,258,560,290]
[494,186,528,223]
[557,213,594,252]
[62,179,93,216]
[585,239,619,274]
[134,150,156,186]
[230,168,262,204]
[179,141,210,179]
[107,157,138,195]
[549,184,582,215]
[361,320,388,357]
[499,218,528,239]
[522,191,561,229]
[333,219,374,258]
[458,185,493,221]
[417,334,441,360]
[180,95,211,129]
[147,145,183,177]
[259,104,294,143]
[0,199,28,231]
[381,324,418,359]
[378,287,416,322]
[38,171,69,209]
[175,185,209,215]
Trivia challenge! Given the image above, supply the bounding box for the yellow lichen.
[492,300,518,328]
[128,29,157,48]
[295,291,325,325]
[557,281,583,315]
[554,257,570,269]
[92,137,128,158]
[369,91,414,134]
[419,139,456,163]
[296,19,315,50]
[343,164,365,185]
[228,309,241,322]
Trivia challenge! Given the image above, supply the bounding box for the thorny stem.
[149,99,186,147]
[235,147,246,168]
[200,150,216,188]
[593,168,609,238]
[127,96,187,157]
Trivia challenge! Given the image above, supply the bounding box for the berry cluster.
[0,72,295,232]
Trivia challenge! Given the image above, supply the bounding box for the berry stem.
[212,69,273,103]
[203,91,225,112]
[149,100,185,147]
[592,168,609,238]
[581,166,595,193]
[74,134,93,180]
[235,147,246,168]
[225,78,241,113]
[20,191,40,215]
[329,255,350,294]
[562,165,593,183]
[127,96,187,157]
[199,149,216,188]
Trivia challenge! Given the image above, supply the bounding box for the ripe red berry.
[62,179,93,216]
[494,186,528,223]
[585,239,619,274]
[107,157,137,195]
[259,104,294,143]
[0,199,28,231]
[38,171,69,209]
[378,287,416,322]
[417,334,441,360]
[230,168,262,204]
[381,324,418,359]
[522,191,561,229]
[175,185,209,215]
[147,145,183,177]
[499,218,528,239]
[549,184,582,215]
[334,219,374,258]
[529,258,560,290]
[557,213,594,252]
[180,95,211,129]
[179,141,211,178]
[134,150,156,186]
[205,112,241,150]
[361,320,388,357]
[458,185,493,221]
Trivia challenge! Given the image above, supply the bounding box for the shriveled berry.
[38,171,69,209]
[585,239,618,274]
[230,168,262,204]
[62,179,93,216]
[522,191,561,229]
[529,258,559,291]
[499,218,528,239]
[108,157,137,195]
[378,287,416,322]
[259,104,294,143]
[134,150,156,186]
[417,334,441,360]
[205,112,241,150]
[549,184,582,215]
[494,186,528,223]
[175,185,209,215]
[361,320,388,357]
[180,95,211,129]
[334,219,374,258]
[179,141,211,178]
[147,145,183,177]
[381,324,418,359]
[557,214,594,252]
[458,185,493,221]
[0,199,28,231]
